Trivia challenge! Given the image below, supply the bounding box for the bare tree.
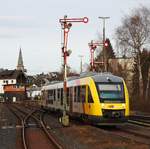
[145,67,150,101]
[115,6,150,100]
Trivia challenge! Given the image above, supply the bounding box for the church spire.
[17,48,26,72]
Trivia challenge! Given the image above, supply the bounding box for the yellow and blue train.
[41,72,129,124]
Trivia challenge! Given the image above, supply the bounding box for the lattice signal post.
[88,40,103,72]
[59,16,88,126]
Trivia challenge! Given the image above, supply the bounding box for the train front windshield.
[97,84,125,103]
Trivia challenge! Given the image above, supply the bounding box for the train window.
[57,89,60,100]
[69,87,73,104]
[48,90,51,99]
[47,90,53,104]
[77,86,80,102]
[61,88,63,105]
[74,87,77,102]
[97,83,125,103]
[88,86,94,103]
[54,90,56,101]
[81,86,86,103]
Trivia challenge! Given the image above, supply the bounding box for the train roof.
[91,73,123,83]
[68,72,123,83]
[42,72,123,90]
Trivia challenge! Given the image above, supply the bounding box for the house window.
[3,80,5,83]
[11,80,13,83]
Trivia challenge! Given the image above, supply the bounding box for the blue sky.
[0,0,150,74]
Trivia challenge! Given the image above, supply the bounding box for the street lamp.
[78,55,83,73]
[59,15,88,126]
[98,17,110,72]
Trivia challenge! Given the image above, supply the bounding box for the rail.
[11,104,64,149]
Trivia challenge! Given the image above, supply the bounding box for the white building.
[0,79,16,94]
[26,84,41,100]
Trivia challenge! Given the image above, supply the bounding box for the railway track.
[128,115,150,127]
[7,103,63,149]
[47,110,150,146]
[114,126,150,145]
[95,123,150,145]
[8,103,150,147]
[38,106,150,146]
[128,119,150,127]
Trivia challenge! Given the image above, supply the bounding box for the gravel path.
[44,112,150,149]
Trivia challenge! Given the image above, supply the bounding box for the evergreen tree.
[95,38,115,72]
[105,38,116,59]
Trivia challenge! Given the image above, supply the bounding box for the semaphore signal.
[59,15,88,126]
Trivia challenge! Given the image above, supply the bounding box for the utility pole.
[59,16,88,126]
[78,55,83,73]
[98,17,110,72]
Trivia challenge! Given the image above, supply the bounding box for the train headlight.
[101,103,105,108]
[122,104,125,108]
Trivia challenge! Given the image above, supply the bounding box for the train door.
[73,86,78,113]
[69,87,73,113]
[84,85,89,114]
[77,86,83,114]
[81,86,86,114]
[56,88,61,109]
[85,86,94,115]
[42,90,47,107]
[53,89,56,108]
[87,86,94,115]
[66,88,69,111]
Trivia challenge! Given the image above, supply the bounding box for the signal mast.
[59,16,88,126]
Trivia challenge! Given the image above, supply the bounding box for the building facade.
[0,48,27,101]
[0,70,26,101]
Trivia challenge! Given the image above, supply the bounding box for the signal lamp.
[83,17,89,23]
[91,49,95,53]
[104,41,108,47]
[64,27,69,33]
[68,23,72,29]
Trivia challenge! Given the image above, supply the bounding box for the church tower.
[17,48,26,72]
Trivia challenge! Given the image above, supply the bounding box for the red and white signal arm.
[83,17,89,23]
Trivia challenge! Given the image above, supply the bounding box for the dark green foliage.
[96,38,115,61]
[105,38,116,59]
[95,38,115,71]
